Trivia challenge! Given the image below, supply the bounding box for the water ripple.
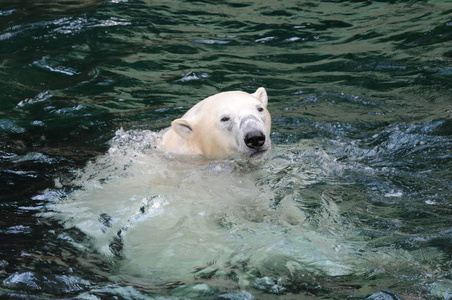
[1,0,451,298]
[1,15,133,41]
[175,71,211,82]
[17,90,52,107]
[32,57,80,75]
[190,39,230,45]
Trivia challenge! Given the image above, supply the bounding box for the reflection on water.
[1,0,451,299]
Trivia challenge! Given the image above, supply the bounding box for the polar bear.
[159,87,271,159]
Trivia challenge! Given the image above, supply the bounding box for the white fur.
[159,88,271,159]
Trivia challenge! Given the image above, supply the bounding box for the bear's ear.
[172,119,194,139]
[252,87,268,108]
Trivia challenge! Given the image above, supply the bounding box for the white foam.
[40,129,413,286]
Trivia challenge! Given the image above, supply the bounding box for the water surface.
[1,0,451,299]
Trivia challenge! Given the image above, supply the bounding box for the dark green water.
[1,0,451,299]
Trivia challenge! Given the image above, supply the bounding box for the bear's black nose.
[244,131,265,149]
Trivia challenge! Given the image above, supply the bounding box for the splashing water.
[37,126,448,296]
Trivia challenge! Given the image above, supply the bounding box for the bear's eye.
[220,116,230,122]
[257,107,264,112]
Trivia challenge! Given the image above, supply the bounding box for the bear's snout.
[244,131,266,149]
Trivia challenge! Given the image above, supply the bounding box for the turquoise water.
[1,0,451,299]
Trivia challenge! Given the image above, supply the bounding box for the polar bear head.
[160,87,271,159]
